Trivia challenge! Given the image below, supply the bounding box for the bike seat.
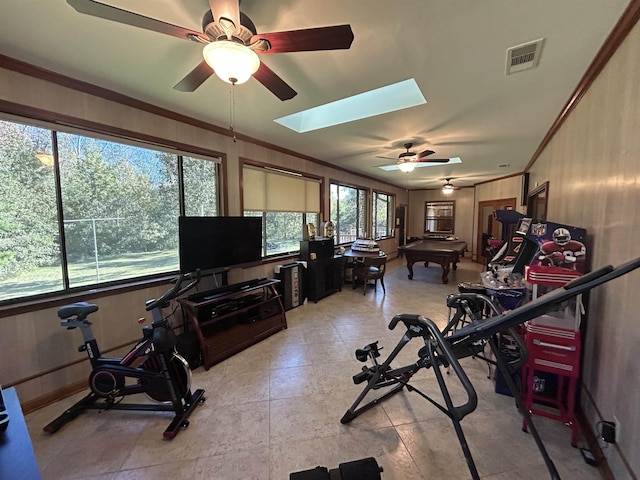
[57,302,99,320]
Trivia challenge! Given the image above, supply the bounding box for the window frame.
[329,180,369,245]
[241,159,323,259]
[0,114,224,307]
[424,200,456,235]
[372,189,395,240]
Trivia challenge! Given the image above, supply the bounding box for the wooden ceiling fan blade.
[173,61,214,92]
[417,158,451,163]
[253,62,297,101]
[209,0,241,35]
[251,25,354,53]
[66,0,208,42]
[417,149,436,159]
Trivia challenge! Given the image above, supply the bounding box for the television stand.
[188,277,269,302]
[178,278,286,370]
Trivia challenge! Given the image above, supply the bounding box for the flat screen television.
[178,216,263,274]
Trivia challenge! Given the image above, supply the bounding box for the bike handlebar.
[145,270,201,312]
[389,313,423,332]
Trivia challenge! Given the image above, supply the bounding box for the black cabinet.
[300,239,343,302]
[305,256,345,302]
[300,238,335,261]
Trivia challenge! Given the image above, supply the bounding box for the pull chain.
[229,83,237,143]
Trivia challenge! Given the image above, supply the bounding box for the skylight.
[378,157,462,171]
[274,79,426,133]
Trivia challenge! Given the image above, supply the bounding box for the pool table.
[398,239,467,284]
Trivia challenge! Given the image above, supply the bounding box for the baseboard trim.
[20,380,88,415]
[579,384,638,479]
[6,339,138,390]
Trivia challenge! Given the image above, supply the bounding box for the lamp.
[203,40,260,85]
[398,161,416,173]
[442,182,454,195]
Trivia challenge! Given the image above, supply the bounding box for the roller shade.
[243,165,320,213]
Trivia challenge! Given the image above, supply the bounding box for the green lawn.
[0,250,178,302]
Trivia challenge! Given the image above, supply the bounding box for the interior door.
[395,205,407,247]
[476,198,516,263]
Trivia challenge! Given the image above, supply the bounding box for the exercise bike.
[43,272,205,439]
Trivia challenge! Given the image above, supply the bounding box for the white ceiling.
[0,0,631,189]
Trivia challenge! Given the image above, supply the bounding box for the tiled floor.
[25,258,602,479]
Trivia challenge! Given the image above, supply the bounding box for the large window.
[425,201,455,234]
[243,164,321,256]
[245,211,320,256]
[183,155,219,217]
[330,182,368,244]
[372,191,395,239]
[0,118,220,303]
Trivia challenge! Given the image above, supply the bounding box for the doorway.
[526,182,548,220]
[476,198,516,264]
[395,204,407,250]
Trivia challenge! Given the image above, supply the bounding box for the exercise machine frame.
[341,257,640,480]
[44,272,205,439]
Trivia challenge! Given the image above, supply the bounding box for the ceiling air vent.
[506,38,544,75]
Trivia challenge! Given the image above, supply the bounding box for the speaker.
[521,172,530,206]
[275,262,306,310]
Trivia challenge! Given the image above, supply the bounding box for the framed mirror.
[424,201,455,234]
[527,181,549,220]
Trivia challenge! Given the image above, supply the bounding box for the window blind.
[243,165,320,213]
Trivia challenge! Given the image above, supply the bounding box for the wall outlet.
[601,421,616,443]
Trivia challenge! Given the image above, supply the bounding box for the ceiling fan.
[441,178,460,194]
[377,143,451,173]
[66,0,354,101]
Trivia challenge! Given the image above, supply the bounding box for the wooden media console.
[178,278,287,370]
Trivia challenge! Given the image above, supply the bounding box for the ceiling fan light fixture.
[442,183,455,194]
[398,161,416,173]
[203,40,260,85]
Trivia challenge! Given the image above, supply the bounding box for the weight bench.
[341,257,640,480]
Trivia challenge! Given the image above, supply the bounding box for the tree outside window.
[183,155,219,217]
[0,121,61,297]
[242,164,320,256]
[245,211,319,257]
[330,182,368,244]
[373,191,395,239]
[0,118,220,303]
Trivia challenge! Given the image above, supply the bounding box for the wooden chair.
[353,255,387,295]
